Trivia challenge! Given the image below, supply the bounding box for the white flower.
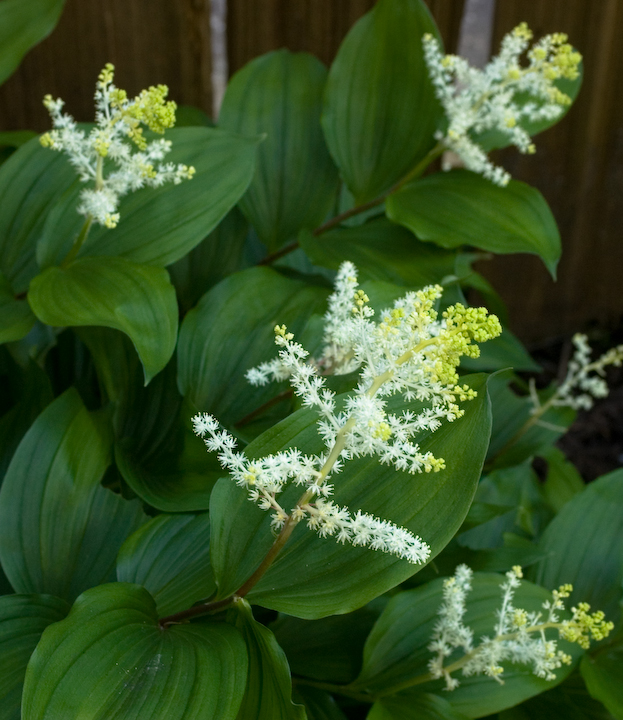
[193,262,502,564]
[423,23,582,186]
[40,63,195,229]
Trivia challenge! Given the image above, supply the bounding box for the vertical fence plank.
[0,0,212,131]
[475,0,623,342]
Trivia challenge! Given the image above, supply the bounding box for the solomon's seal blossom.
[428,565,613,690]
[40,63,195,229]
[194,262,501,564]
[423,23,582,186]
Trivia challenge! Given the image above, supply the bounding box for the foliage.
[1,2,620,719]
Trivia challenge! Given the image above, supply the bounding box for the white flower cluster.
[423,23,582,186]
[194,262,501,565]
[40,63,194,229]
[428,565,612,691]
[548,333,623,411]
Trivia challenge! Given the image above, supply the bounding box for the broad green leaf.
[322,0,442,203]
[530,469,623,622]
[0,389,146,602]
[299,218,458,288]
[368,693,470,720]
[0,594,68,720]
[293,687,348,720]
[273,605,380,684]
[209,374,492,618]
[0,131,38,148]
[22,583,247,720]
[0,0,66,85]
[117,512,216,617]
[229,599,306,720]
[169,207,249,313]
[352,574,582,717]
[539,446,584,513]
[177,266,329,427]
[0,351,52,485]
[581,643,623,719]
[36,127,259,268]
[28,256,178,383]
[500,671,613,720]
[460,328,540,373]
[0,271,35,343]
[485,371,575,471]
[219,50,338,252]
[386,170,561,277]
[0,136,76,292]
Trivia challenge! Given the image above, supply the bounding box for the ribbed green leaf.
[0,136,76,292]
[28,256,178,383]
[36,127,259,269]
[581,643,623,719]
[229,599,305,720]
[386,170,561,278]
[322,0,442,203]
[353,574,582,718]
[22,583,248,720]
[117,513,216,617]
[0,389,146,602]
[530,469,623,622]
[177,266,329,428]
[209,374,492,618]
[293,687,347,720]
[0,594,68,720]
[368,693,470,720]
[219,50,338,251]
[0,0,65,85]
[0,271,35,343]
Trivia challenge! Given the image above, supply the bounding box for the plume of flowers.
[39,63,195,229]
[193,262,501,565]
[428,565,613,690]
[423,23,582,186]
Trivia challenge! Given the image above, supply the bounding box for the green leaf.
[530,469,623,622]
[177,266,328,427]
[117,512,216,617]
[322,0,442,203]
[0,594,69,720]
[0,136,76,292]
[352,574,582,717]
[219,49,338,252]
[0,270,35,343]
[299,218,458,288]
[292,687,347,720]
[539,446,584,513]
[229,599,305,720]
[368,693,470,720]
[485,371,575,471]
[0,389,147,602]
[0,0,66,85]
[499,671,613,720]
[36,127,259,269]
[0,131,38,149]
[460,328,540,373]
[581,643,623,719]
[22,583,248,720]
[386,170,561,277]
[0,352,53,486]
[28,256,178,383]
[209,374,492,618]
[273,605,380,684]
[169,207,250,313]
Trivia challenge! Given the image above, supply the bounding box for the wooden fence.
[1,0,621,344]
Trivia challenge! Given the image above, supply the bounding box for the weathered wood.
[0,0,212,130]
[475,0,623,342]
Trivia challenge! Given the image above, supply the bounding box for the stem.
[259,142,445,266]
[158,596,236,628]
[60,215,94,268]
[235,388,294,428]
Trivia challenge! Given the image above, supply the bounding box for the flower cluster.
[193,262,501,564]
[423,23,582,186]
[428,565,613,690]
[40,63,195,229]
[546,333,623,411]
